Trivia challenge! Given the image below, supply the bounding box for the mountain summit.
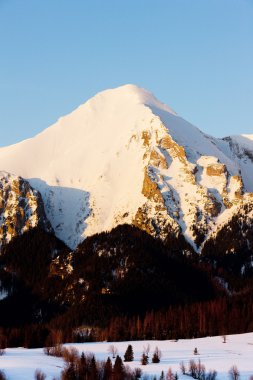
[1,84,253,250]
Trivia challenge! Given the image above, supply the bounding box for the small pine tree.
[124,344,134,362]
[160,371,165,380]
[152,346,161,363]
[141,353,149,365]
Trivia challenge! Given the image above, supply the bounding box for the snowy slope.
[0,333,253,379]
[220,135,253,192]
[0,84,252,249]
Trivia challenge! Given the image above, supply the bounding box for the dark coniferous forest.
[0,224,252,348]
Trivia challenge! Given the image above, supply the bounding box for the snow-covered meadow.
[0,333,252,379]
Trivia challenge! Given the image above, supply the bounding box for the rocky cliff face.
[0,172,52,248]
[0,85,252,252]
[130,118,251,251]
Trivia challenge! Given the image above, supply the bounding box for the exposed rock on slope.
[0,172,52,248]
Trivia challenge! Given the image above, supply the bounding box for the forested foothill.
[0,224,252,348]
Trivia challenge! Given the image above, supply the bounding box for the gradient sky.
[0,0,253,147]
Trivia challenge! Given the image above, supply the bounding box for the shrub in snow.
[206,370,217,380]
[62,346,79,364]
[34,369,47,380]
[132,367,142,379]
[43,344,64,357]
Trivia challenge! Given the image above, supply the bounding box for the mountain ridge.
[0,84,253,251]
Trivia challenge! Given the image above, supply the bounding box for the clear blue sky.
[0,0,252,146]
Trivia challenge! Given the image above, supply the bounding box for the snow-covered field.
[0,333,252,379]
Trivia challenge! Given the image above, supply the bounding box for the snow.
[219,135,253,192]
[0,348,63,380]
[0,84,252,249]
[0,333,252,379]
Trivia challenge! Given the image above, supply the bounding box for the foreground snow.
[0,333,252,379]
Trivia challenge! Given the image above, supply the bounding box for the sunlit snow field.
[0,333,252,379]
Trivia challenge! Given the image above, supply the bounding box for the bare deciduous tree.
[179,361,186,375]
[107,344,118,358]
[143,343,151,357]
[189,359,197,378]
[196,359,205,380]
[229,366,240,380]
[34,369,47,380]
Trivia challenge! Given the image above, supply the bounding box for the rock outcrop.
[0,172,52,248]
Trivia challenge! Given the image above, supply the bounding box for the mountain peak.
[0,85,253,250]
[86,84,177,116]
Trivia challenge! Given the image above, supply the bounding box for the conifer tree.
[114,355,125,380]
[78,353,87,379]
[141,353,148,365]
[61,362,76,380]
[124,344,134,362]
[152,346,161,363]
[166,368,174,380]
[103,357,113,380]
[89,356,98,380]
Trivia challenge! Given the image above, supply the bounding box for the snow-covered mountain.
[0,84,253,251]
[0,172,52,248]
